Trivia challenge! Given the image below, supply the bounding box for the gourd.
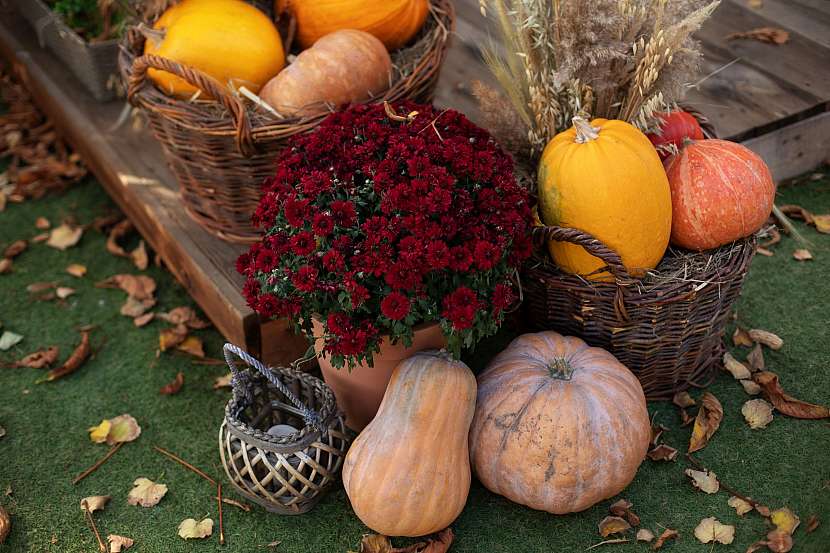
[276,0,429,50]
[469,331,651,514]
[259,29,391,118]
[145,0,285,97]
[342,351,476,537]
[647,111,704,159]
[537,117,672,279]
[664,139,775,250]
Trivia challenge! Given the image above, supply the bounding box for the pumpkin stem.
[137,22,166,49]
[548,357,575,381]
[572,116,600,144]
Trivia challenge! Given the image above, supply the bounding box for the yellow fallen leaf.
[728,495,753,516]
[178,518,213,540]
[812,214,830,234]
[694,517,735,544]
[131,241,148,271]
[46,224,83,251]
[685,468,719,494]
[598,515,631,537]
[159,327,187,352]
[771,507,800,535]
[66,264,87,278]
[88,420,112,443]
[733,326,754,347]
[793,248,813,261]
[108,534,134,552]
[742,399,774,429]
[127,478,168,507]
[80,495,110,513]
[213,374,232,389]
[723,352,751,380]
[176,336,205,358]
[689,392,723,453]
[107,414,141,444]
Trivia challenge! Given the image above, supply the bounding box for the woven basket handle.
[222,344,323,430]
[532,225,632,281]
[127,53,256,157]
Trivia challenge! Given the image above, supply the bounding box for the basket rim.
[118,0,455,140]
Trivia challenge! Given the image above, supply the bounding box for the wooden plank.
[742,111,830,182]
[738,0,830,50]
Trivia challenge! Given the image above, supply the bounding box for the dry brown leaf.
[39,331,90,383]
[176,336,204,358]
[160,372,184,395]
[747,343,765,371]
[106,219,133,258]
[0,505,9,544]
[685,468,720,494]
[672,391,696,408]
[723,352,751,380]
[689,392,723,452]
[35,217,50,230]
[120,296,156,318]
[756,247,774,257]
[56,287,75,299]
[765,530,793,553]
[0,258,11,275]
[727,27,789,44]
[355,529,454,553]
[694,517,734,544]
[159,307,210,330]
[813,214,830,234]
[733,326,754,347]
[650,422,668,446]
[647,444,678,462]
[177,518,213,540]
[131,241,148,271]
[652,528,678,550]
[9,346,59,369]
[26,281,56,293]
[66,264,87,278]
[804,514,819,533]
[728,495,753,516]
[80,495,110,513]
[609,499,640,526]
[3,240,27,259]
[159,327,187,352]
[742,399,774,429]
[128,478,168,507]
[754,371,830,419]
[793,248,813,261]
[47,224,83,250]
[133,313,155,327]
[770,508,800,535]
[213,374,232,389]
[32,232,49,243]
[748,329,783,350]
[756,504,772,517]
[636,529,654,543]
[97,274,156,301]
[741,379,762,395]
[107,534,134,552]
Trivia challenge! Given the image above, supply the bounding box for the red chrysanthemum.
[380,292,410,321]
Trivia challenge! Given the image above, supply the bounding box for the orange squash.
[276,0,429,50]
[342,351,476,537]
[537,117,672,279]
[664,139,775,250]
[145,0,285,97]
[469,331,651,514]
[260,30,391,118]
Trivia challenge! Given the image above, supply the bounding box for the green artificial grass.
[1,174,828,552]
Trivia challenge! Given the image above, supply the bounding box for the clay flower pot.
[312,318,447,431]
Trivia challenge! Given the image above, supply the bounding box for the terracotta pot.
[311,318,447,431]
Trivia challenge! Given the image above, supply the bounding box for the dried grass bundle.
[478,0,719,159]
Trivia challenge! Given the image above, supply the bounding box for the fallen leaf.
[804,514,819,533]
[107,414,141,444]
[128,477,168,507]
[35,217,50,230]
[652,528,678,550]
[0,331,23,351]
[609,499,640,526]
[685,468,720,494]
[56,286,75,299]
[747,343,765,371]
[756,504,772,517]
[3,239,27,258]
[0,258,11,274]
[727,27,789,44]
[159,327,187,352]
[673,391,696,408]
[26,281,56,293]
[40,331,90,382]
[689,392,723,452]
[66,264,87,277]
[770,507,800,535]
[261,541,281,549]
[356,534,392,553]
[160,372,184,395]
[159,307,210,329]
[813,214,830,234]
[213,374,232,389]
[636,529,654,543]
[742,399,774,429]
[728,495,753,516]
[0,426,5,439]
[46,224,83,250]
[793,248,813,261]
[176,336,204,358]
[120,296,156,318]
[754,371,830,418]
[741,379,762,395]
[748,329,783,350]
[88,420,112,443]
[80,495,110,513]
[733,326,753,347]
[599,516,631,537]
[32,232,49,243]
[133,313,155,327]
[765,530,793,553]
[694,517,734,544]
[106,219,133,258]
[647,444,678,461]
[107,534,134,552]
[131,241,148,271]
[650,422,668,446]
[0,505,9,544]
[9,346,59,368]
[178,518,213,540]
[97,274,156,301]
[411,528,453,553]
[756,247,774,257]
[723,352,751,380]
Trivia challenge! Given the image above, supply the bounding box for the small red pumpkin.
[647,111,704,159]
[664,139,775,250]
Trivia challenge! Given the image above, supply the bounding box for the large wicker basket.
[523,226,758,400]
[119,0,454,242]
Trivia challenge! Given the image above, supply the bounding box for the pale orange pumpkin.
[342,351,476,537]
[664,139,775,250]
[260,29,391,118]
[276,0,429,50]
[469,331,651,514]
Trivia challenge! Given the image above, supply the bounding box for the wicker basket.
[119,0,455,242]
[523,226,758,400]
[219,344,350,514]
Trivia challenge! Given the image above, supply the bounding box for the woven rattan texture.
[119,0,455,242]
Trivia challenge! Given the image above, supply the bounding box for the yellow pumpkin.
[342,351,476,537]
[276,0,429,50]
[469,331,651,514]
[537,117,672,279]
[145,0,285,97]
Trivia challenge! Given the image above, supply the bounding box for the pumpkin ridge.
[705,146,749,237]
[706,141,771,234]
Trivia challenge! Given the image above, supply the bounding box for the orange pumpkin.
[469,331,651,514]
[342,351,476,536]
[276,0,429,50]
[664,139,775,250]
